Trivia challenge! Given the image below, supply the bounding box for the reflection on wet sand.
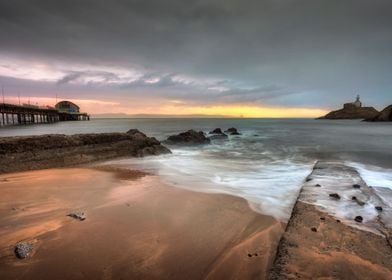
[0,166,282,280]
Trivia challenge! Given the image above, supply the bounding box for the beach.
[0,166,284,280]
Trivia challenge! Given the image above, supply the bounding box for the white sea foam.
[348,162,392,190]
[108,141,313,221]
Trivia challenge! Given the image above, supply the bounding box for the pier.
[0,102,89,127]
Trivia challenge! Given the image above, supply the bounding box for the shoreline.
[0,166,284,280]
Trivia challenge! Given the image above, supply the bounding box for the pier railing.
[0,103,89,127]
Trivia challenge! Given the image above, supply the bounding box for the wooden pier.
[0,103,89,127]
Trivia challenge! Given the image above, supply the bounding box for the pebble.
[352,184,361,189]
[375,206,383,211]
[354,216,363,223]
[311,227,318,232]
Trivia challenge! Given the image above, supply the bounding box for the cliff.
[365,105,392,122]
[318,106,379,120]
[0,129,170,174]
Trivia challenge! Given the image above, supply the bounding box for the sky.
[0,0,391,117]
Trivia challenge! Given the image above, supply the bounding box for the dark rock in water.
[354,216,363,223]
[352,196,357,200]
[352,184,361,189]
[224,127,241,135]
[208,128,228,140]
[164,130,210,145]
[365,105,392,122]
[375,206,383,211]
[315,184,321,187]
[15,242,34,259]
[306,177,312,182]
[329,193,341,199]
[311,227,318,232]
[67,212,87,221]
[336,219,341,223]
[209,128,223,134]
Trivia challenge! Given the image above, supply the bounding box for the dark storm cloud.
[0,0,391,108]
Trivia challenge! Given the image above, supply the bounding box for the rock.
[320,217,326,220]
[306,177,313,182]
[0,130,171,174]
[209,128,223,134]
[352,196,357,200]
[352,184,361,189]
[354,216,363,223]
[375,206,383,211]
[329,193,341,199]
[318,106,379,120]
[208,128,228,140]
[365,105,392,122]
[224,127,241,135]
[315,184,321,187]
[15,242,34,259]
[67,212,87,221]
[311,227,318,232]
[164,130,211,145]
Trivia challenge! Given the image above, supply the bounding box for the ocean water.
[1,118,392,220]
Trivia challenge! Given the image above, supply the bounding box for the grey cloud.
[1,0,392,108]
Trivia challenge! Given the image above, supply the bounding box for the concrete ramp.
[269,161,392,279]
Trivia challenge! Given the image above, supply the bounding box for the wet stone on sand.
[14,242,34,259]
[67,212,87,221]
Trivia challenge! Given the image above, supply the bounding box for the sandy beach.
[0,166,284,280]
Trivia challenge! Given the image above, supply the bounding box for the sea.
[1,118,391,220]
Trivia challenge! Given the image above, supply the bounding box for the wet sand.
[0,167,284,280]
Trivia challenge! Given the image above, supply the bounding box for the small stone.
[254,253,258,256]
[354,216,363,223]
[248,254,252,258]
[352,196,357,200]
[311,227,318,232]
[353,184,361,189]
[320,217,326,221]
[67,212,86,221]
[375,206,383,211]
[329,193,341,199]
[336,219,341,223]
[315,184,321,187]
[15,242,34,259]
[306,178,313,182]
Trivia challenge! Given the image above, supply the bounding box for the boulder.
[365,105,392,122]
[209,128,224,134]
[164,130,211,145]
[208,128,228,140]
[15,242,34,259]
[224,127,241,135]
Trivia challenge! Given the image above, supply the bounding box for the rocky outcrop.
[365,105,392,122]
[164,130,211,145]
[224,127,241,135]
[209,128,224,134]
[208,128,228,140]
[319,106,379,120]
[0,129,171,174]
